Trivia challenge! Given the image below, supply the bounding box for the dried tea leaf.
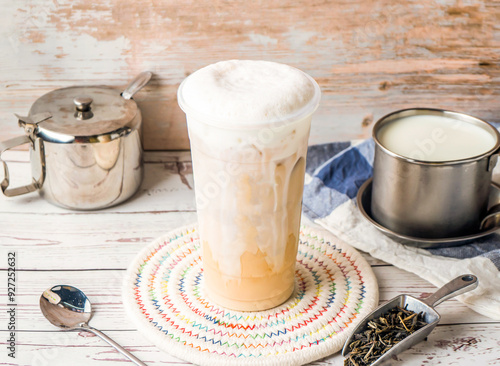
[344,306,427,366]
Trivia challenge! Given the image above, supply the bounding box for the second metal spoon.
[40,285,146,366]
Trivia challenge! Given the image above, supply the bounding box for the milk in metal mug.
[371,108,500,239]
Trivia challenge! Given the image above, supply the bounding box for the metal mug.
[371,108,500,238]
[0,72,152,210]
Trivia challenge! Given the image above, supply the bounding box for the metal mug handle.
[480,203,500,230]
[0,135,38,197]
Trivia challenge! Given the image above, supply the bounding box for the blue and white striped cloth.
[303,139,500,319]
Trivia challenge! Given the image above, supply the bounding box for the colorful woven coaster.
[123,225,378,366]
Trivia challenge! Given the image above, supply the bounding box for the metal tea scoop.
[40,285,147,366]
[342,274,478,365]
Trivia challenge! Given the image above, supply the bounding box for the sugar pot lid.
[27,72,152,143]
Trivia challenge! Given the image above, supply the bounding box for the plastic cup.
[178,61,321,311]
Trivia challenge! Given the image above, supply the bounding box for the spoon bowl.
[40,285,92,329]
[40,285,146,366]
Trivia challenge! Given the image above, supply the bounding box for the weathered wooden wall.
[0,0,499,150]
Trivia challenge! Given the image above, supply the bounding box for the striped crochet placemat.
[123,225,378,365]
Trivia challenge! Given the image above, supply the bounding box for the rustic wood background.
[1,0,499,150]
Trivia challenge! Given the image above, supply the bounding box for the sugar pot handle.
[0,135,38,197]
[0,113,50,197]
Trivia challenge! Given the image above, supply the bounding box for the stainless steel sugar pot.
[0,72,152,210]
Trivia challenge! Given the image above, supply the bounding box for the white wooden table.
[1,149,499,366]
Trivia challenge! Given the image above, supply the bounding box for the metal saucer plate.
[357,178,500,248]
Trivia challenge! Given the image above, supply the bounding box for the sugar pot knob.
[73,96,94,120]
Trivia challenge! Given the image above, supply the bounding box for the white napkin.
[303,139,500,320]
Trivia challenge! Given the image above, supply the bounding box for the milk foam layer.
[179,60,318,125]
[377,115,497,162]
[179,60,320,160]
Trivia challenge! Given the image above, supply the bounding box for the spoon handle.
[122,71,153,100]
[82,324,147,366]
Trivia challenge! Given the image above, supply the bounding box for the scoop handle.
[423,274,478,308]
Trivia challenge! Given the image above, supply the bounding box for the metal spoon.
[342,274,478,365]
[121,71,153,100]
[40,285,147,366]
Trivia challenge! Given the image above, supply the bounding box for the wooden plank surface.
[1,1,499,150]
[0,150,499,365]
[2,323,498,366]
[1,324,498,366]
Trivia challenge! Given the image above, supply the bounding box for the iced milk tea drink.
[178,60,321,311]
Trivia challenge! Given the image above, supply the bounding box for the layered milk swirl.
[178,60,320,310]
